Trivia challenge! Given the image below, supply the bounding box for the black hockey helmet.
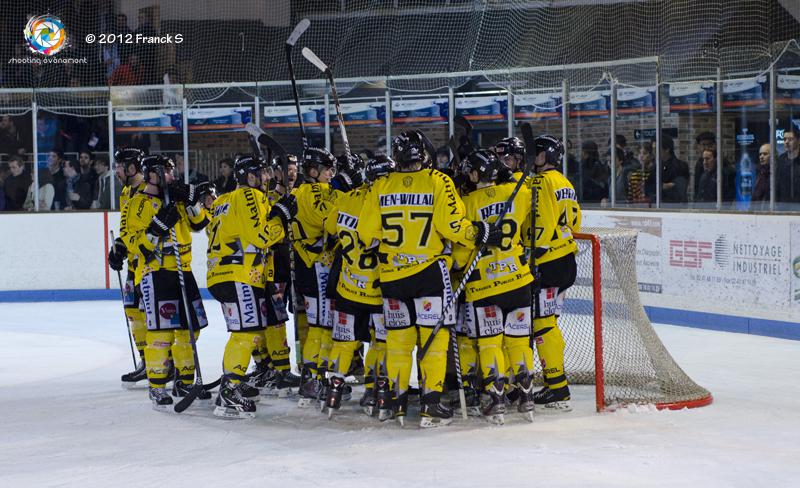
[365,154,396,183]
[302,147,336,177]
[392,130,433,169]
[114,147,145,172]
[534,135,564,166]
[463,149,500,183]
[495,137,525,160]
[198,181,217,202]
[234,154,266,187]
[140,154,175,184]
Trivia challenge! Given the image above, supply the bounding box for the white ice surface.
[0,300,798,488]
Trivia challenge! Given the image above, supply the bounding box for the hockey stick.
[110,230,138,368]
[286,19,310,151]
[301,47,351,168]
[417,123,538,363]
[164,177,207,413]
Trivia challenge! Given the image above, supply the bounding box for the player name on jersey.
[378,193,433,207]
[336,211,358,230]
[479,201,514,221]
[554,187,577,202]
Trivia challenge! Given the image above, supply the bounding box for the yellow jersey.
[206,186,286,288]
[290,182,339,268]
[324,187,381,306]
[356,169,478,283]
[118,182,146,282]
[123,190,208,284]
[528,169,581,265]
[453,183,533,301]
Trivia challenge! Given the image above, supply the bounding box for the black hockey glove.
[268,194,298,226]
[331,169,364,192]
[472,221,503,247]
[496,166,516,185]
[147,202,180,237]
[108,237,127,271]
[168,181,200,205]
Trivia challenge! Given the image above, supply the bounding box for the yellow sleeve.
[123,195,158,261]
[431,172,475,248]
[324,199,340,236]
[355,185,381,248]
[235,188,285,250]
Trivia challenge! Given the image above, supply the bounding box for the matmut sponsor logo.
[669,240,713,268]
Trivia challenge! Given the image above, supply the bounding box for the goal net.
[535,228,713,412]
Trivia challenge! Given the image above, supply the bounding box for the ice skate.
[375,377,393,421]
[263,370,300,398]
[481,381,507,426]
[237,381,261,403]
[248,362,276,391]
[393,392,409,427]
[121,360,147,389]
[534,385,572,413]
[325,376,346,419]
[359,387,377,416]
[455,385,482,417]
[297,373,321,408]
[419,392,453,428]
[148,387,173,411]
[516,375,536,422]
[213,380,256,419]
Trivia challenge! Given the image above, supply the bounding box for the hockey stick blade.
[174,383,205,413]
[203,376,222,391]
[302,47,329,73]
[286,19,310,46]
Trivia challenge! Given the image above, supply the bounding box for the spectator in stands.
[751,143,771,207]
[626,141,657,203]
[563,139,580,194]
[48,151,67,210]
[91,156,117,209]
[580,140,608,203]
[435,147,450,172]
[109,54,143,86]
[134,9,158,84]
[78,150,97,191]
[777,123,800,206]
[63,159,93,210]
[610,143,641,204]
[660,135,689,204]
[4,156,31,211]
[174,153,209,184]
[102,14,133,79]
[0,116,25,156]
[695,148,735,204]
[0,162,8,210]
[692,132,716,193]
[24,167,54,212]
[214,158,237,195]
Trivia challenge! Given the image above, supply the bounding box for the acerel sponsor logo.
[669,240,713,268]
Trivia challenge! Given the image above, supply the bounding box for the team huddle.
[108,124,581,428]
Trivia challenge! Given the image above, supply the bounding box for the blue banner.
[513,93,561,119]
[455,96,507,122]
[115,110,181,133]
[263,105,325,129]
[391,99,448,124]
[187,107,251,132]
[668,82,715,112]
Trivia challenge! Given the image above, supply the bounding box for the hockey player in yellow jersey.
[356,130,502,428]
[321,154,388,418]
[452,149,536,424]
[247,156,301,397]
[292,147,340,407]
[528,135,581,412]
[206,154,297,418]
[122,155,212,410]
[108,147,149,388]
